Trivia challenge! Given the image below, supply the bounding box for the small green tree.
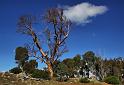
[73,54,81,63]
[23,60,38,74]
[82,51,104,79]
[15,47,29,73]
[31,69,50,80]
[73,54,81,69]
[56,62,68,76]
[55,62,69,82]
[83,51,95,63]
[9,67,22,74]
[62,58,75,77]
[82,51,95,78]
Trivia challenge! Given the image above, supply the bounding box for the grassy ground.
[0,79,110,85]
[0,72,110,85]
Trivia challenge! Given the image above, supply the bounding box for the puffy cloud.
[63,2,108,24]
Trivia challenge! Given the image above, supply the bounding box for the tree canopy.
[15,47,29,68]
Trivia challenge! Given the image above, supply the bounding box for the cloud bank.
[63,2,108,24]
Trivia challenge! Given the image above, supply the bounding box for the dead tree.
[17,8,71,78]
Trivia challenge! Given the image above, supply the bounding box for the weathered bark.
[46,62,53,78]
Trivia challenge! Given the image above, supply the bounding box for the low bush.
[79,77,90,83]
[9,67,22,74]
[31,69,50,80]
[104,76,120,84]
[56,76,69,82]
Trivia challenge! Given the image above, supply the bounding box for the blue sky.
[0,0,124,71]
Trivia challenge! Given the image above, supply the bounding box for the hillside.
[0,72,110,85]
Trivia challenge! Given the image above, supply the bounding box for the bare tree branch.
[17,8,71,78]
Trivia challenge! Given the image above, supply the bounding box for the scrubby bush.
[9,67,22,74]
[31,69,50,80]
[79,77,90,83]
[23,60,38,74]
[104,76,120,84]
[56,76,69,82]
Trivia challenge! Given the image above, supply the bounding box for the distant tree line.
[9,47,124,83]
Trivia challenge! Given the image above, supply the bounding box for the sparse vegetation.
[31,69,50,80]
[9,67,22,74]
[104,76,120,84]
[0,72,110,85]
[79,77,90,83]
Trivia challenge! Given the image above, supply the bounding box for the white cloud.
[63,2,108,24]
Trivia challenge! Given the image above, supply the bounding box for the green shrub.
[104,76,120,84]
[79,77,90,83]
[31,69,50,80]
[9,67,22,74]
